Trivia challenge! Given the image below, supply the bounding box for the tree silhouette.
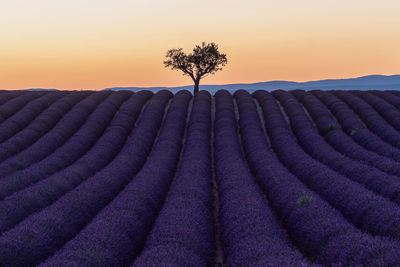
[164,42,228,94]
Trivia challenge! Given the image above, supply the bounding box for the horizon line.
[2,73,399,91]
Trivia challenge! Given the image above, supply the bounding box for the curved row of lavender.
[0,91,132,197]
[311,90,400,162]
[236,90,400,265]
[335,91,400,148]
[0,89,400,266]
[38,90,191,266]
[272,90,400,209]
[291,90,400,175]
[132,91,215,266]
[0,91,110,176]
[0,90,172,265]
[252,90,400,265]
[0,91,152,232]
[213,90,309,266]
[0,91,92,162]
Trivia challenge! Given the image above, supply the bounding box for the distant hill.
[9,74,400,92]
[24,88,59,91]
[105,74,400,93]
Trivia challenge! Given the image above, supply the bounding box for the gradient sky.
[0,0,399,90]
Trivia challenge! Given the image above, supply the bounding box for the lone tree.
[164,42,228,94]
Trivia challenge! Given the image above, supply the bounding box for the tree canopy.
[164,42,228,94]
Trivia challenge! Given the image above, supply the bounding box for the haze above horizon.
[1,0,399,90]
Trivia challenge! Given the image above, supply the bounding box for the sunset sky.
[0,0,399,90]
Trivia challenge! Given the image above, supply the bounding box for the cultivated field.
[1,89,400,266]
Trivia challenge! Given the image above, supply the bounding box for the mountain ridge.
[5,74,400,92]
[105,74,400,93]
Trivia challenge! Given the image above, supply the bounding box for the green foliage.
[350,125,363,136]
[322,122,338,136]
[297,192,313,207]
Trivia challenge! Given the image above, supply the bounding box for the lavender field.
[1,89,400,266]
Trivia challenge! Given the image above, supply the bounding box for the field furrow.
[312,90,400,162]
[0,92,48,123]
[0,91,28,106]
[0,89,399,266]
[0,90,172,266]
[292,90,400,176]
[0,91,152,232]
[273,90,400,204]
[253,90,400,241]
[133,91,215,266]
[0,91,92,162]
[236,90,400,265]
[0,92,110,177]
[212,90,308,266]
[39,90,190,266]
[334,91,400,148]
[0,91,132,197]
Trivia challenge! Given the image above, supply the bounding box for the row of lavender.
[1,89,400,265]
[238,90,400,265]
[0,90,171,265]
[0,91,152,232]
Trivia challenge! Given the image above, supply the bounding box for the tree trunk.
[193,80,200,95]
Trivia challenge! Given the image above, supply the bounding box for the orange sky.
[0,0,399,90]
